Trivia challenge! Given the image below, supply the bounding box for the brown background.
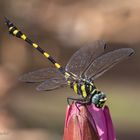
[0,0,140,139]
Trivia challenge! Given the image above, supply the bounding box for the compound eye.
[91,91,107,108]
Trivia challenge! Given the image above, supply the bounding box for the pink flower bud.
[63,104,116,140]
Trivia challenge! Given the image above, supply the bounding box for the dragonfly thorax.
[68,78,96,98]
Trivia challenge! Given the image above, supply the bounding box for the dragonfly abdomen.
[5,18,65,74]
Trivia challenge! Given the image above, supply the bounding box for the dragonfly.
[5,18,134,108]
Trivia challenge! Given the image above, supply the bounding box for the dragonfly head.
[91,91,107,108]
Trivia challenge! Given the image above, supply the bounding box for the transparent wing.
[84,48,134,81]
[36,77,67,91]
[65,41,107,77]
[19,68,64,83]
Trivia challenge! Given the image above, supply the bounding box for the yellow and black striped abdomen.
[5,18,64,74]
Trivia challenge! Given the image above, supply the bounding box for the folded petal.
[103,106,116,140]
[63,104,99,140]
[87,105,116,140]
[63,104,116,140]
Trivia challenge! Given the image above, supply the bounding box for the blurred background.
[0,0,140,139]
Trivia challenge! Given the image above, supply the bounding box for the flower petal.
[87,104,116,140]
[63,104,99,140]
[103,106,116,140]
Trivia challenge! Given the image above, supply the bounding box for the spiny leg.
[67,97,84,105]
[67,97,89,112]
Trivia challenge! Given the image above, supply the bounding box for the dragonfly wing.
[65,41,107,77]
[36,77,67,91]
[84,48,134,81]
[19,68,64,83]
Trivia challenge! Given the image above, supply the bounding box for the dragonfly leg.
[67,97,89,112]
[75,100,91,111]
[67,97,83,105]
